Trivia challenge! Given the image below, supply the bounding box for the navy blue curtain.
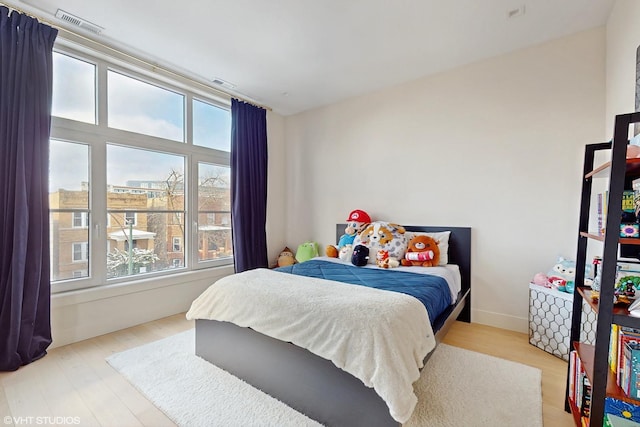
[0,7,57,371]
[230,99,268,272]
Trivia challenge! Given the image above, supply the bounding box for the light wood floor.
[0,315,573,426]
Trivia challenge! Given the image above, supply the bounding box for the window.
[49,47,232,292]
[108,70,184,141]
[197,162,232,262]
[72,242,88,262]
[193,99,231,151]
[124,212,137,226]
[72,212,88,228]
[49,140,90,282]
[52,52,96,124]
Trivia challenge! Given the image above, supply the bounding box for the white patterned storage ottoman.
[528,283,597,361]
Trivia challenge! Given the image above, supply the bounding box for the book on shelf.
[612,324,620,372]
[618,327,640,387]
[605,397,640,425]
[605,413,640,426]
[623,190,636,214]
[622,342,640,400]
[598,192,604,235]
[581,375,592,418]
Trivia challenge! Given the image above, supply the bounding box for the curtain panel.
[0,7,57,371]
[230,99,268,272]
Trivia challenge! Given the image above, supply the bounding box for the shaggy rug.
[107,329,542,427]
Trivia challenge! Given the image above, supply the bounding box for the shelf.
[578,288,640,328]
[585,157,640,179]
[566,398,584,426]
[574,342,639,404]
[580,231,640,246]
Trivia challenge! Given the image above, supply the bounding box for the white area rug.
[106,329,542,427]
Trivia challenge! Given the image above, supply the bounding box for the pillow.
[353,221,408,264]
[405,231,451,265]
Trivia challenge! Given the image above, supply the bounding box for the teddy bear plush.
[401,235,440,267]
[326,209,371,257]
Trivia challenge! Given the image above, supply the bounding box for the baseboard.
[50,268,233,348]
[471,308,528,334]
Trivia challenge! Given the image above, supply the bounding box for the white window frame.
[124,212,137,227]
[49,39,233,294]
[72,212,89,228]
[72,242,88,262]
[172,237,182,252]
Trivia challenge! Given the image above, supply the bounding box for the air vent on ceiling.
[55,9,104,34]
[211,77,236,90]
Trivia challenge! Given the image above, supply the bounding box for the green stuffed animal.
[296,242,319,263]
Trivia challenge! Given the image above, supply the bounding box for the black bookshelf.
[566,112,640,426]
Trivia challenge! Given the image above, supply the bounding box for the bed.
[187,225,471,426]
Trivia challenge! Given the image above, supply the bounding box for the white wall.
[50,109,288,348]
[606,0,640,133]
[284,28,606,332]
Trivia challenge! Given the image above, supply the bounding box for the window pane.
[108,71,184,141]
[50,214,90,281]
[52,52,96,124]
[50,141,90,282]
[198,163,232,262]
[106,212,184,279]
[50,140,90,197]
[107,146,186,279]
[193,99,231,151]
[106,145,185,210]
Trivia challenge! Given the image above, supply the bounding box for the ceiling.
[12,0,615,115]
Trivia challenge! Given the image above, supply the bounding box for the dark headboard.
[335,224,472,300]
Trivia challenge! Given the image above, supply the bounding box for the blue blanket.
[275,259,452,325]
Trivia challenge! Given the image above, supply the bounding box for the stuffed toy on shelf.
[326,209,371,257]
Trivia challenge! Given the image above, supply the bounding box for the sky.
[50,51,231,193]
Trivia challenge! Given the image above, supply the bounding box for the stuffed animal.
[338,244,354,262]
[296,242,319,263]
[376,250,399,269]
[326,209,371,257]
[353,221,407,264]
[401,234,440,267]
[276,247,296,267]
[547,257,576,293]
[351,244,370,267]
[532,272,551,288]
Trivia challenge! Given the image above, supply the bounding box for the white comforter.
[186,268,435,423]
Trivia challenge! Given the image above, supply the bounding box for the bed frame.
[195,225,471,427]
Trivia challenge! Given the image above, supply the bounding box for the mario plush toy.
[326,209,372,257]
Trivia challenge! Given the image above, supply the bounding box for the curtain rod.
[0,2,272,111]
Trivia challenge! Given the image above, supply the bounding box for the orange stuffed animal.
[401,235,440,267]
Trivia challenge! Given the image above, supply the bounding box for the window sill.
[51,264,234,308]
